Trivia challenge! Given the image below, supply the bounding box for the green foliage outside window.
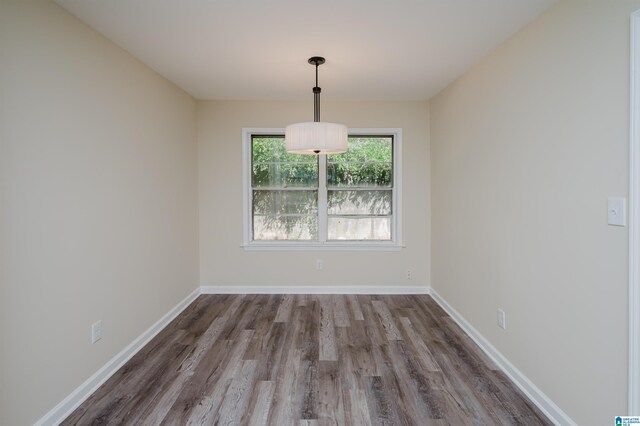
[328,137,392,187]
[252,137,317,188]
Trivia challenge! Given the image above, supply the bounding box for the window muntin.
[244,129,401,249]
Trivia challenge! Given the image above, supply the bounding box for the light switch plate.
[608,197,626,226]
[91,320,102,344]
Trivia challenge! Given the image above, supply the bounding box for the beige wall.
[0,1,199,424]
[430,1,639,424]
[198,101,430,286]
[3,0,635,424]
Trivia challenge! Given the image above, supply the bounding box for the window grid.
[243,128,402,250]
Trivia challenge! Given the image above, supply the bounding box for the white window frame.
[242,128,403,251]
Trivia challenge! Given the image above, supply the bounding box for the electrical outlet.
[608,197,626,226]
[406,269,412,280]
[316,259,323,270]
[91,320,102,344]
[497,309,506,330]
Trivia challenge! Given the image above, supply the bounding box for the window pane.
[253,137,317,163]
[251,136,319,241]
[327,190,391,215]
[253,163,318,188]
[327,137,392,188]
[328,217,391,241]
[328,137,392,163]
[254,215,318,240]
[252,136,318,188]
[253,190,317,215]
[327,163,392,187]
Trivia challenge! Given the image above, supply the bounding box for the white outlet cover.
[608,197,626,226]
[497,309,506,330]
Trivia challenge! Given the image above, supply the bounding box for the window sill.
[241,242,404,252]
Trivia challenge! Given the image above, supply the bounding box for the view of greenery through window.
[251,135,393,241]
[252,136,319,240]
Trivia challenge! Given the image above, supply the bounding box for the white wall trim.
[240,242,404,252]
[34,287,200,426]
[38,285,577,425]
[200,284,430,295]
[429,289,576,426]
[631,9,640,416]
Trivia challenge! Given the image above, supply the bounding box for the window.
[243,128,402,250]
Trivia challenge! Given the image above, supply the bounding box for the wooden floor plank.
[317,360,345,424]
[347,295,364,321]
[274,294,294,323]
[371,300,403,341]
[185,329,254,425]
[332,294,351,328]
[247,380,274,426]
[62,294,552,425]
[365,375,402,426]
[399,316,441,372]
[136,317,227,423]
[216,359,258,425]
[318,295,338,361]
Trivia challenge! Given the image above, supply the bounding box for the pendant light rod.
[284,56,347,155]
[309,56,325,123]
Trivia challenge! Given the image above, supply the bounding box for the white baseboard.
[35,287,200,426]
[37,284,572,426]
[429,289,576,426]
[199,284,430,295]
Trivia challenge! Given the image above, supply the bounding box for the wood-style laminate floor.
[63,294,552,425]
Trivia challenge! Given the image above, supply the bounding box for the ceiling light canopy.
[285,57,348,155]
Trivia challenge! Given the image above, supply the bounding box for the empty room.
[2,0,639,425]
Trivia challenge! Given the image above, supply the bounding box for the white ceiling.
[54,0,557,101]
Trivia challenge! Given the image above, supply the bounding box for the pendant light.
[285,57,348,155]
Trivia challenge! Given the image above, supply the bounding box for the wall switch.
[316,259,323,270]
[497,309,506,330]
[91,320,102,344]
[608,197,626,226]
